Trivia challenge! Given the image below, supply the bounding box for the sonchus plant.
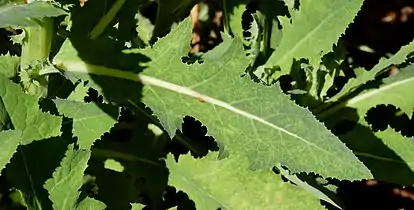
[0,0,412,209]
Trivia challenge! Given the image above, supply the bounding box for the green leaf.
[4,137,71,209]
[347,65,414,116]
[322,65,414,184]
[0,129,21,174]
[324,64,414,121]
[329,40,414,102]
[167,154,325,209]
[340,126,414,185]
[275,165,342,209]
[67,83,89,102]
[130,203,145,210]
[222,0,247,40]
[0,53,19,78]
[44,144,103,210]
[0,74,62,144]
[54,18,372,179]
[261,0,364,81]
[0,1,67,28]
[137,19,371,180]
[76,197,106,210]
[54,99,119,149]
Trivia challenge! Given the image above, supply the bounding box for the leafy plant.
[0,0,413,209]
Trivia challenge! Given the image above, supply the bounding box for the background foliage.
[0,0,414,209]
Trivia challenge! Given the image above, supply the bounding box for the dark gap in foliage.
[278,75,293,94]
[366,104,414,137]
[139,1,158,24]
[157,186,196,210]
[331,119,357,135]
[0,28,21,56]
[84,87,104,104]
[169,116,219,162]
[181,53,204,64]
[328,179,414,210]
[342,0,414,70]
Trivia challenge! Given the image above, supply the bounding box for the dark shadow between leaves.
[365,104,414,138]
[169,116,219,162]
[324,178,414,210]
[53,0,152,117]
[84,105,212,209]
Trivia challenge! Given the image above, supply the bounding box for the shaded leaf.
[54,99,119,149]
[0,74,62,144]
[44,144,101,210]
[0,1,66,28]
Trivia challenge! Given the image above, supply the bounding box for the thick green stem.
[20,18,54,69]
[20,17,55,97]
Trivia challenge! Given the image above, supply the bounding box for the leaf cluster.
[0,0,413,209]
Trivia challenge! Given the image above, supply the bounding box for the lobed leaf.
[54,18,372,180]
[136,19,372,180]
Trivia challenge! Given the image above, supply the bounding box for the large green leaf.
[54,18,372,180]
[0,1,66,28]
[167,154,325,209]
[44,144,106,210]
[261,0,364,81]
[0,74,62,143]
[0,130,21,174]
[329,40,414,102]
[54,99,119,149]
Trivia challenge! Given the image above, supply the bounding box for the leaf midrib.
[347,76,414,107]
